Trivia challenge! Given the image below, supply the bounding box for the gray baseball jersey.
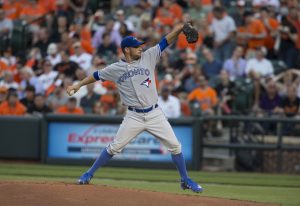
[94,45,161,108]
[93,41,181,156]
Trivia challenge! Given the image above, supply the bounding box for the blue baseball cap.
[121,36,145,49]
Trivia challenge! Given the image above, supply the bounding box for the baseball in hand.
[69,90,75,96]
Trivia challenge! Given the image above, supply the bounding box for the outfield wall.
[0,116,40,159]
[0,115,299,173]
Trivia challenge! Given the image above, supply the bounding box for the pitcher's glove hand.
[182,23,198,43]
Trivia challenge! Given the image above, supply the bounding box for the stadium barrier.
[200,116,300,173]
[0,115,299,172]
[41,114,200,170]
[0,116,40,159]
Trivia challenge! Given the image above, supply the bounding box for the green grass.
[0,163,300,206]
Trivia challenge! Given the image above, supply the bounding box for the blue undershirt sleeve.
[93,71,100,81]
[158,37,169,53]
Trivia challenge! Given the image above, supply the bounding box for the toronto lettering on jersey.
[117,67,150,85]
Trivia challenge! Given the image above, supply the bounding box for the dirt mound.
[0,181,277,206]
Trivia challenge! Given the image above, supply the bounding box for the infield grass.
[0,162,299,206]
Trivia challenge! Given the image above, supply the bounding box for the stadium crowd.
[0,0,299,125]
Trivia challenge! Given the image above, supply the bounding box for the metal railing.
[198,116,300,173]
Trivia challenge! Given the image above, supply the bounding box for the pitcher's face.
[128,46,143,60]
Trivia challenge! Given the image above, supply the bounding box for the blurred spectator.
[188,75,218,136]
[89,10,105,35]
[223,45,246,81]
[20,85,35,110]
[215,70,236,115]
[155,0,183,26]
[0,8,13,49]
[210,6,236,62]
[87,55,106,76]
[188,0,207,22]
[70,41,92,72]
[96,32,118,57]
[281,85,300,117]
[238,11,266,54]
[0,71,18,90]
[28,93,53,115]
[257,80,282,115]
[259,7,279,59]
[113,9,135,32]
[174,51,199,92]
[119,22,134,38]
[158,87,181,118]
[92,94,116,116]
[54,50,79,80]
[245,47,274,78]
[47,85,68,111]
[50,15,69,43]
[201,47,222,79]
[2,0,22,20]
[69,32,94,55]
[19,0,47,24]
[184,65,202,93]
[177,92,191,117]
[46,43,62,66]
[0,91,26,116]
[127,5,144,33]
[92,19,122,49]
[273,69,300,97]
[230,0,246,27]
[38,60,58,94]
[188,75,218,115]
[19,67,42,95]
[33,28,51,57]
[67,0,88,15]
[56,97,84,114]
[276,7,299,68]
[0,87,7,104]
[80,84,100,113]
[0,48,16,69]
[137,13,152,40]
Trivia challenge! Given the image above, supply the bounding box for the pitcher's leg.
[107,112,145,155]
[146,108,202,192]
[78,112,144,184]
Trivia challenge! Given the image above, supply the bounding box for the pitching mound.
[0,181,276,206]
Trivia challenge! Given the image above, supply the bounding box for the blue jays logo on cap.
[121,36,145,49]
[141,77,151,88]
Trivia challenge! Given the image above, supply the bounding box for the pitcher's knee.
[168,143,182,155]
[107,144,123,155]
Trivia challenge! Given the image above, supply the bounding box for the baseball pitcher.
[67,23,202,193]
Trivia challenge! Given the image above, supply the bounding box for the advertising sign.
[48,122,193,163]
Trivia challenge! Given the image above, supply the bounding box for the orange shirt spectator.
[38,0,57,13]
[68,26,94,54]
[188,76,218,112]
[2,0,22,20]
[57,106,84,114]
[155,1,183,26]
[168,2,183,20]
[56,97,84,114]
[0,92,26,116]
[246,19,266,49]
[176,32,203,51]
[264,18,279,49]
[19,2,47,22]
